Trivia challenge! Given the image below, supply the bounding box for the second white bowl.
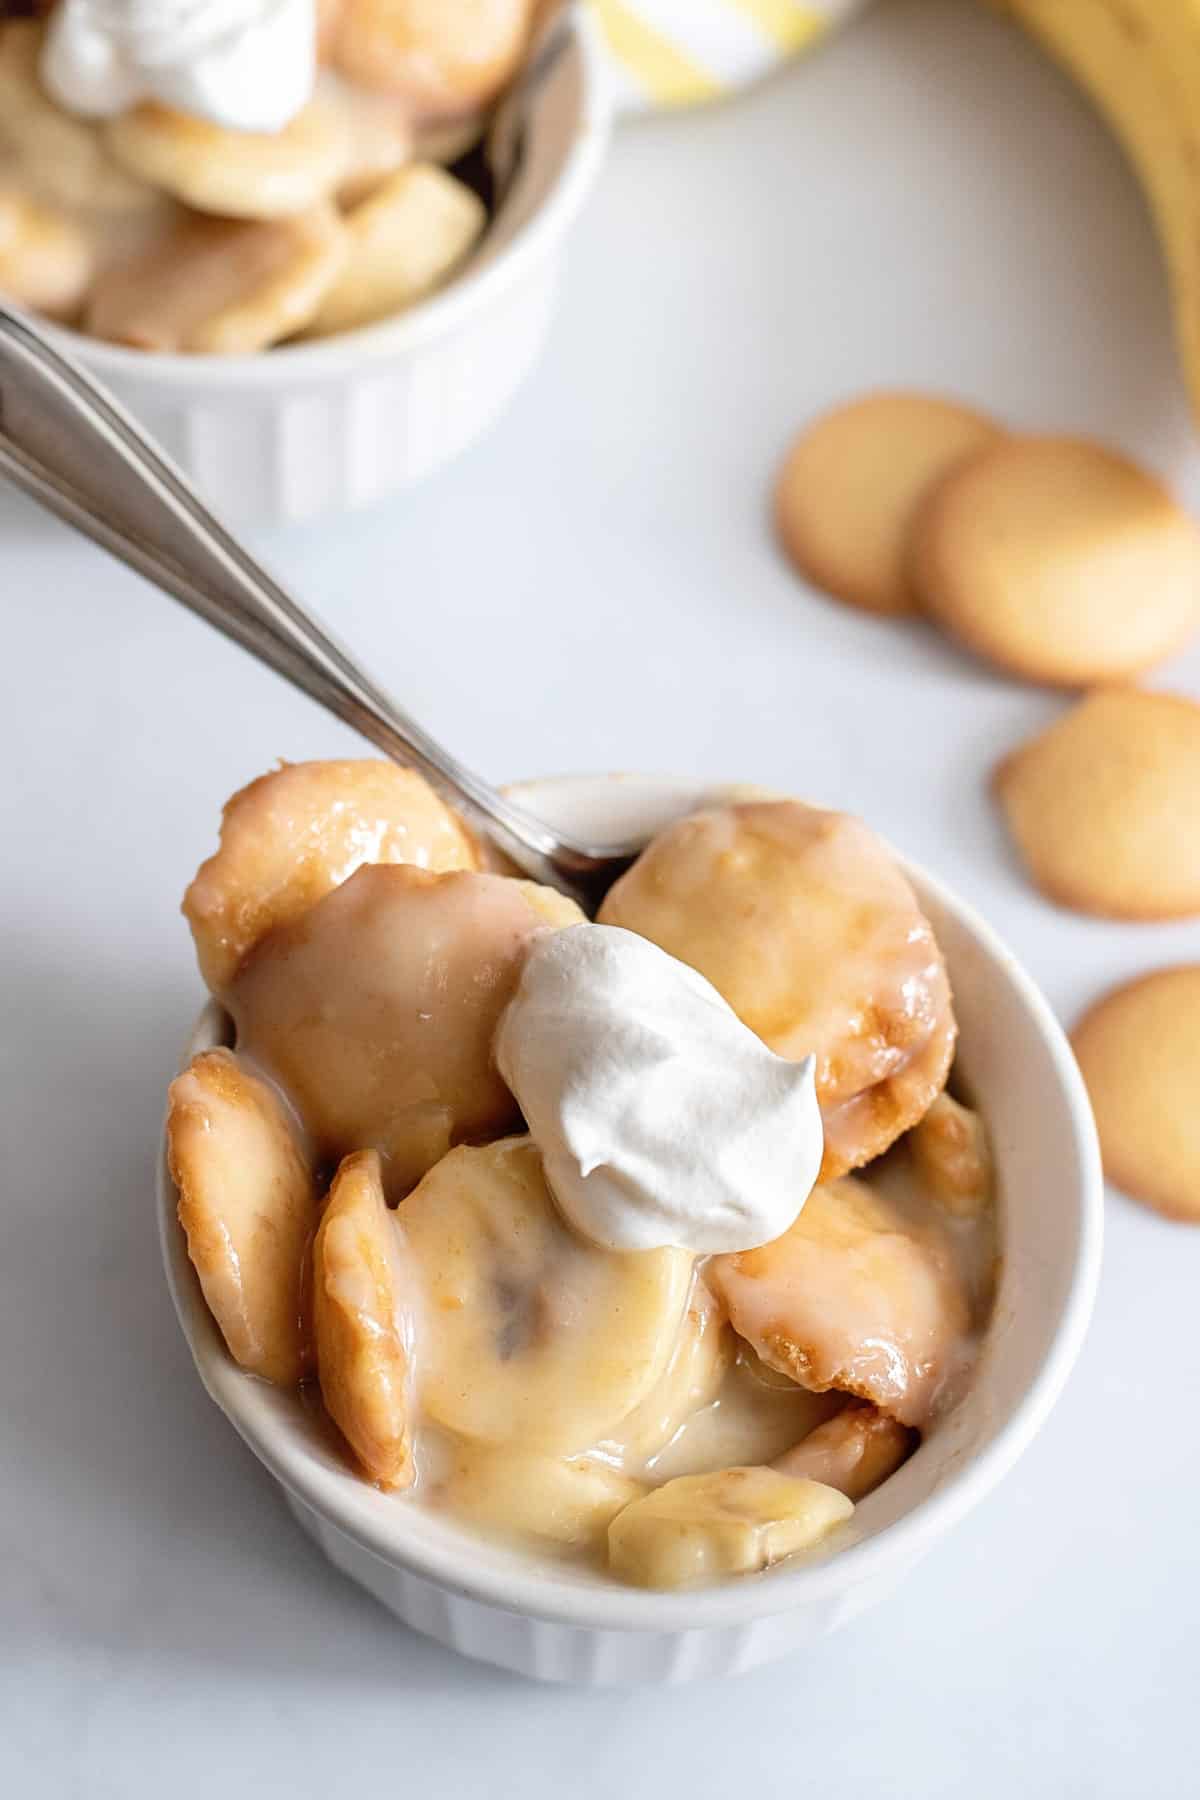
[158,772,1104,1685]
[45,13,609,525]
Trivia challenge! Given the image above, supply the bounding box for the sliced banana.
[167,1048,315,1386]
[709,1176,969,1428]
[0,187,94,318]
[333,0,534,115]
[183,758,478,995]
[599,800,956,1179]
[400,1138,694,1453]
[231,869,584,1198]
[86,206,347,354]
[608,1467,853,1590]
[597,1279,732,1473]
[302,163,485,339]
[0,22,157,216]
[908,1092,993,1219]
[313,1149,417,1490]
[104,96,351,220]
[436,1443,644,1558]
[774,1405,914,1501]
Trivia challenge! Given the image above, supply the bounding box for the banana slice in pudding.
[774,1404,915,1501]
[86,207,347,353]
[709,1176,969,1429]
[0,188,94,318]
[301,163,485,339]
[597,1279,732,1472]
[332,0,535,116]
[599,800,956,1179]
[167,1048,315,1386]
[436,1444,645,1558]
[104,96,351,220]
[313,1150,417,1490]
[183,759,478,995]
[400,1138,694,1454]
[608,1467,853,1590]
[231,869,584,1198]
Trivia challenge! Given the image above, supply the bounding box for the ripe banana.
[1002,0,1200,422]
[313,1149,417,1490]
[608,1467,853,1590]
[399,1137,694,1455]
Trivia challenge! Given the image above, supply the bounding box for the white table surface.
[3,1,1198,1792]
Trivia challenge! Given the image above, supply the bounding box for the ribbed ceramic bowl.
[44,12,609,524]
[157,772,1104,1686]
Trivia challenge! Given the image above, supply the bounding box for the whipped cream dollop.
[495,924,823,1255]
[42,0,317,133]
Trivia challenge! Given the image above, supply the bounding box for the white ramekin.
[43,14,609,525]
[157,772,1104,1686]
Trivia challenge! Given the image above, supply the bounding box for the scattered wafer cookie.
[995,687,1200,920]
[773,391,1002,616]
[911,436,1200,684]
[1072,967,1200,1223]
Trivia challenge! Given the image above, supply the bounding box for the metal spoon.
[0,304,642,912]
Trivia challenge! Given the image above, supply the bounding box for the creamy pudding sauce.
[288,1093,994,1566]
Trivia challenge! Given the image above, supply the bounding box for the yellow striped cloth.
[588,0,869,111]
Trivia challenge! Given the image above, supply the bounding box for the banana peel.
[1001,0,1200,420]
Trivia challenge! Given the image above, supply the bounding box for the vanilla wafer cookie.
[912,436,1200,684]
[773,391,1001,616]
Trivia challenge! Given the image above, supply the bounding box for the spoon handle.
[0,306,628,897]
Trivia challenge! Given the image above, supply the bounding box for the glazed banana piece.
[313,1150,417,1490]
[182,759,478,995]
[436,1444,645,1558]
[87,207,347,354]
[302,163,485,339]
[709,1176,969,1429]
[231,868,584,1198]
[167,1048,315,1386]
[0,188,94,318]
[105,96,351,219]
[908,1092,993,1219]
[400,1138,694,1453]
[597,1279,732,1473]
[608,1467,853,1590]
[1003,0,1200,425]
[774,1405,914,1501]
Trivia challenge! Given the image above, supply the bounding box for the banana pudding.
[167,762,997,1590]
[0,3,543,349]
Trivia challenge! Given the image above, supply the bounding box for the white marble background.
[2,2,1196,1793]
